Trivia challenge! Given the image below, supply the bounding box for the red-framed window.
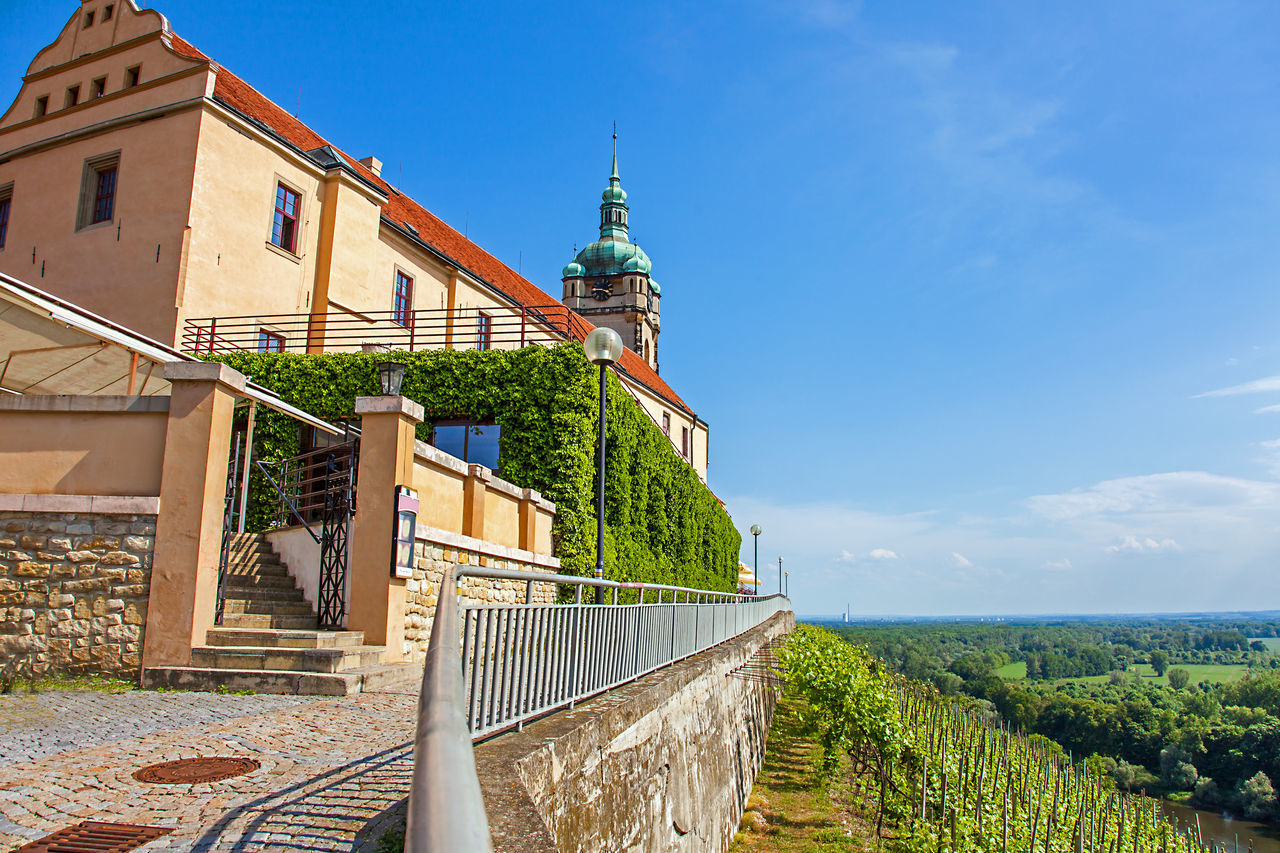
[0,195,10,250]
[91,166,117,224]
[257,330,285,353]
[476,312,492,351]
[271,182,300,252]
[662,412,670,436]
[393,271,413,326]
[681,427,689,458]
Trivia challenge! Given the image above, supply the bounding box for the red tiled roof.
[164,32,693,416]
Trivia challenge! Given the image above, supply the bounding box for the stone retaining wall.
[402,537,557,661]
[0,511,156,679]
[474,609,794,853]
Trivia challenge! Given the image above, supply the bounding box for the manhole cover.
[132,756,260,784]
[16,820,172,852]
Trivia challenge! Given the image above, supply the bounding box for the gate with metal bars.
[214,428,360,629]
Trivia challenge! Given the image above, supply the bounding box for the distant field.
[1250,637,1280,653]
[996,661,1026,679]
[1130,663,1249,685]
[995,660,1248,686]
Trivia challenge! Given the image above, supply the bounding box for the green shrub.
[212,346,739,591]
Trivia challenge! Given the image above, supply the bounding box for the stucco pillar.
[349,395,423,660]
[141,362,245,669]
[462,464,490,540]
[518,488,539,552]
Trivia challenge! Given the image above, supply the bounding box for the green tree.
[1235,771,1275,820]
[1112,759,1139,791]
[1167,667,1191,690]
[1150,649,1170,676]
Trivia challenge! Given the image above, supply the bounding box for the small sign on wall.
[393,486,419,579]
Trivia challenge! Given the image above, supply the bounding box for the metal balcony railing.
[405,563,792,852]
[181,304,593,355]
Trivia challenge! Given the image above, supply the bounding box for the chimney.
[359,156,382,177]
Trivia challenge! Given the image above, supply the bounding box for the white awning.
[0,272,339,434]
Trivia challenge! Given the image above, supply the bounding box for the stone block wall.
[402,538,557,661]
[474,609,794,853]
[0,511,155,679]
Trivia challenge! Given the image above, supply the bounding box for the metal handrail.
[182,303,595,355]
[253,459,320,542]
[406,564,792,852]
[406,564,493,852]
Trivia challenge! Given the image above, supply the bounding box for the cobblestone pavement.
[0,690,323,763]
[0,684,419,852]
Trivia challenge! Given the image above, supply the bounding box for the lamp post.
[377,361,406,396]
[784,571,789,598]
[749,525,762,596]
[778,555,783,596]
[583,327,623,604]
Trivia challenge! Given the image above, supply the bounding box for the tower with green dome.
[561,134,662,371]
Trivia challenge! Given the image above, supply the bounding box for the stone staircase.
[142,533,420,695]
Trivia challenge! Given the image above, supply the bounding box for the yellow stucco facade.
[0,0,710,481]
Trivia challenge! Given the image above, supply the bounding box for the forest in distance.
[810,615,1280,826]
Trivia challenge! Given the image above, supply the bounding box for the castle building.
[0,0,710,479]
[560,140,662,373]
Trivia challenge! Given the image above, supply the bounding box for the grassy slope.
[732,696,886,852]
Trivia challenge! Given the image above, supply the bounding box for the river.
[1160,800,1280,852]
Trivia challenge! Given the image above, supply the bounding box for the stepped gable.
[165,32,692,417]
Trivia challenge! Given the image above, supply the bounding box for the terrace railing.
[405,564,792,852]
[181,304,594,355]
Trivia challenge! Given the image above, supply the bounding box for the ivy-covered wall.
[213,346,739,592]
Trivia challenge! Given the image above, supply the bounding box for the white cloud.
[1104,536,1182,554]
[797,0,859,29]
[1027,472,1280,521]
[726,471,1280,615]
[950,552,973,568]
[1254,404,1280,414]
[869,548,900,561]
[1195,376,1280,398]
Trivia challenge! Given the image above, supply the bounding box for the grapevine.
[778,626,1226,851]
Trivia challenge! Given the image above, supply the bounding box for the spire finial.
[611,122,619,182]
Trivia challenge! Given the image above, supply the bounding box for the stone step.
[221,586,310,603]
[222,574,299,590]
[224,556,289,572]
[205,628,365,649]
[190,644,386,673]
[141,661,422,696]
[219,613,319,630]
[221,599,315,616]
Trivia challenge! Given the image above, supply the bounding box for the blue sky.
[7,1,1280,616]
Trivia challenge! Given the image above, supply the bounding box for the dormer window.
[83,10,95,27]
[65,85,80,108]
[92,77,106,99]
[103,4,114,20]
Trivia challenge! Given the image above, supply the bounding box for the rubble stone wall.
[402,536,558,661]
[0,510,155,679]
